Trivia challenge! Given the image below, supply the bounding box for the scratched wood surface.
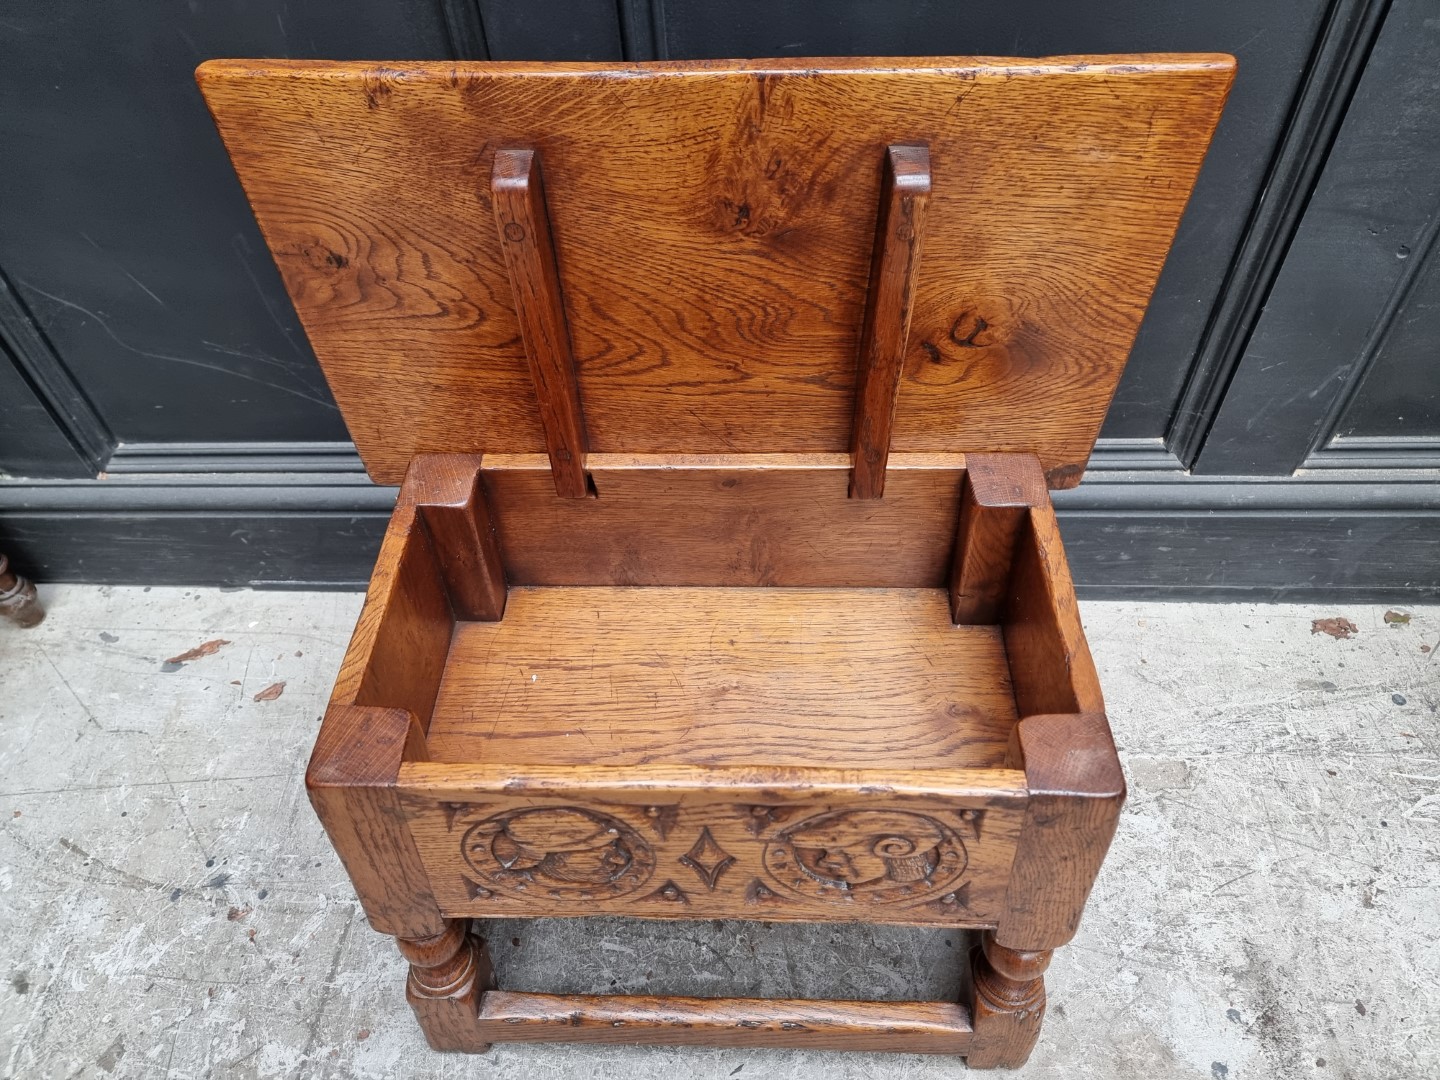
[424,586,1017,767]
[197,56,1233,485]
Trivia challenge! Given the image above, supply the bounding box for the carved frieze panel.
[404,794,1022,927]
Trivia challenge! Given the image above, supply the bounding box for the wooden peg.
[491,148,590,498]
[848,144,932,500]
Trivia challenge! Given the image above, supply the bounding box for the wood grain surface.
[307,703,443,938]
[1003,500,1105,719]
[472,991,973,1052]
[424,586,1017,767]
[479,452,967,587]
[404,454,508,622]
[396,761,1029,803]
[490,149,590,497]
[400,779,1025,926]
[849,144,931,499]
[198,56,1234,485]
[327,499,453,729]
[966,932,1049,1067]
[998,712,1124,951]
[401,923,496,1052]
[949,453,1048,624]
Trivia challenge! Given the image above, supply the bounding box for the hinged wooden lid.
[198,56,1233,487]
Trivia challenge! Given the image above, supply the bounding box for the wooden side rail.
[307,455,509,939]
[849,144,932,500]
[473,991,974,1054]
[1001,485,1104,718]
[327,456,506,726]
[328,504,453,726]
[996,493,1124,959]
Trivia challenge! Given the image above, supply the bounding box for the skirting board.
[0,467,1436,601]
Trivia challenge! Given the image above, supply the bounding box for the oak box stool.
[199,54,1232,1067]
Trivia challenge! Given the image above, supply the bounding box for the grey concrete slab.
[1,586,1436,1079]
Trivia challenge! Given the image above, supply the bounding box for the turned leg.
[0,554,44,629]
[398,918,495,1052]
[966,931,1051,1069]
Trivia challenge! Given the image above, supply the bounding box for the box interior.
[338,455,1099,779]
[424,585,1017,769]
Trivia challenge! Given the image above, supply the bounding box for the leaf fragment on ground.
[164,639,231,664]
[253,681,286,702]
[1384,610,1411,625]
[1311,617,1358,640]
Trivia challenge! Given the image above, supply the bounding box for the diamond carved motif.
[678,827,736,891]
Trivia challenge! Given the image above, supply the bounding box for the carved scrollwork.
[762,808,968,905]
[459,806,655,901]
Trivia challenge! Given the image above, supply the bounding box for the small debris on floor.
[164,638,231,664]
[1311,617,1358,639]
[1383,610,1412,625]
[253,681,286,701]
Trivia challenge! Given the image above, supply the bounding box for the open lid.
[198,55,1233,487]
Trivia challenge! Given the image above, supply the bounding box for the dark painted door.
[1196,0,1440,477]
[1,0,1436,597]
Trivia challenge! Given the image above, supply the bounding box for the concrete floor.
[1,586,1437,1079]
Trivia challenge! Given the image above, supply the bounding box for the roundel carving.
[460,806,655,901]
[762,808,968,905]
